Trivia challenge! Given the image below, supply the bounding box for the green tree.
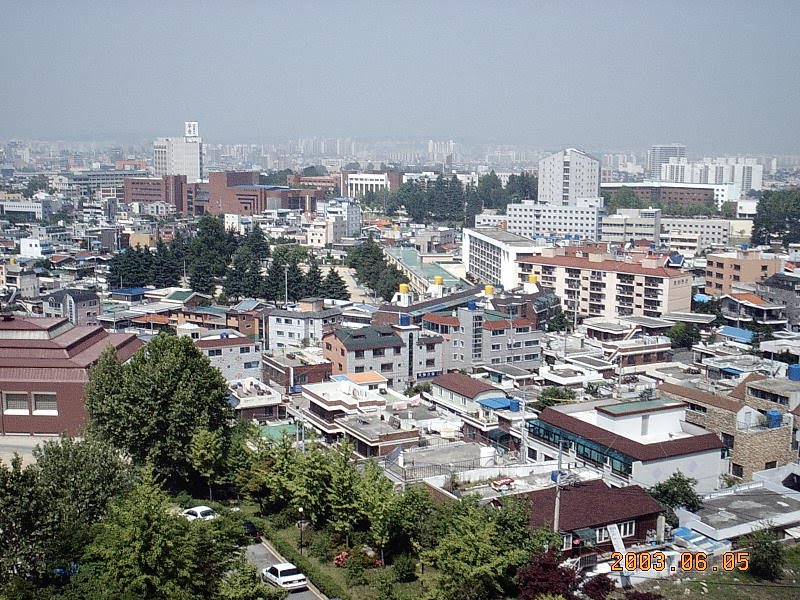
[667,322,701,349]
[190,429,225,500]
[534,387,576,411]
[606,186,645,213]
[752,190,800,246]
[243,224,270,262]
[359,461,395,566]
[189,254,217,295]
[288,445,333,526]
[547,307,572,332]
[151,239,181,288]
[225,246,263,301]
[321,268,350,300]
[285,260,306,302]
[506,172,537,201]
[217,555,287,600]
[190,214,234,277]
[326,443,361,544]
[84,335,231,489]
[303,255,324,298]
[238,434,296,513]
[477,170,509,213]
[464,185,482,227]
[744,528,785,581]
[647,471,701,526]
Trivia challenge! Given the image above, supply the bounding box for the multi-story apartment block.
[268,298,344,349]
[660,374,800,481]
[462,227,540,290]
[316,197,362,237]
[600,208,662,244]
[153,122,203,183]
[660,157,763,192]
[538,148,602,206]
[322,324,444,390]
[306,215,346,248]
[601,182,738,210]
[516,247,693,319]
[195,331,262,382]
[647,143,686,180]
[704,247,784,295]
[475,199,605,241]
[43,289,102,326]
[660,217,730,248]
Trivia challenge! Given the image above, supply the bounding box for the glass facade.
[526,419,633,475]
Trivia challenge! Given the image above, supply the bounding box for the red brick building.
[205,172,324,216]
[0,316,142,435]
[122,175,206,215]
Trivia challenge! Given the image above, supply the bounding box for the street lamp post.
[298,507,304,554]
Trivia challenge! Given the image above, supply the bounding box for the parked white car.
[180,506,218,521]
[261,563,308,591]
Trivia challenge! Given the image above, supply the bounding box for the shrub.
[345,556,368,586]
[744,529,786,581]
[624,591,664,600]
[310,528,336,561]
[582,574,615,600]
[270,506,299,530]
[373,570,397,600]
[391,554,416,583]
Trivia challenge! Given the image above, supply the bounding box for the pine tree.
[243,224,270,262]
[464,185,482,228]
[189,255,216,295]
[151,240,180,288]
[285,260,305,302]
[321,268,350,301]
[262,259,285,303]
[303,256,324,298]
[224,246,263,300]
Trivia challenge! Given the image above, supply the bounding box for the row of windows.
[3,392,58,415]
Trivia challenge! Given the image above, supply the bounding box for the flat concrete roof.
[748,378,800,395]
[697,487,800,530]
[401,441,483,466]
[468,227,539,246]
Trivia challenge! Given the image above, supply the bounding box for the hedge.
[261,520,353,600]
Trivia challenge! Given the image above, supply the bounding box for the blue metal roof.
[693,293,711,303]
[477,397,511,410]
[111,287,149,295]
[722,367,744,375]
[718,326,754,343]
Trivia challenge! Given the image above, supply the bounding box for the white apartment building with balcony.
[516,247,692,319]
[601,208,662,244]
[462,227,541,289]
[538,148,602,206]
[475,199,605,241]
[660,157,763,192]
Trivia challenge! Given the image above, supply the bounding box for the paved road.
[246,542,324,600]
[320,265,374,304]
[0,435,56,465]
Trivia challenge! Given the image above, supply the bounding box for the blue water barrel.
[399,315,410,326]
[467,300,477,311]
[789,364,800,381]
[767,409,783,428]
[509,399,520,412]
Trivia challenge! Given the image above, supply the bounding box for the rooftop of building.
[333,325,404,351]
[377,286,482,315]
[431,372,501,399]
[746,377,800,396]
[517,254,685,278]
[466,227,542,246]
[43,288,99,303]
[264,347,329,367]
[693,485,800,531]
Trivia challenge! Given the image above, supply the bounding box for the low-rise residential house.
[719,292,788,331]
[0,316,141,435]
[660,374,800,480]
[262,347,332,394]
[527,478,665,559]
[42,288,102,326]
[756,272,800,332]
[526,398,725,492]
[268,298,344,349]
[228,377,286,421]
[194,331,262,382]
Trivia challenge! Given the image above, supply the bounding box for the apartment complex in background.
[153,122,203,183]
[647,143,686,180]
[516,246,692,319]
[704,247,784,295]
[475,199,605,241]
[600,208,661,244]
[660,157,763,193]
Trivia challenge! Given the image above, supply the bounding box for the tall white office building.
[660,157,763,192]
[153,122,204,183]
[537,148,602,206]
[647,143,686,180]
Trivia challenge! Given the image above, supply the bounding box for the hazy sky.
[1,1,799,154]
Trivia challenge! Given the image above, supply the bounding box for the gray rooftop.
[469,227,540,246]
[747,378,800,395]
[695,487,800,530]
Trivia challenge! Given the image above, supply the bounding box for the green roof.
[335,326,403,351]
[167,290,194,301]
[597,398,683,416]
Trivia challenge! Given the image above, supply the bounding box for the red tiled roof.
[131,314,171,325]
[728,292,768,306]
[517,255,684,278]
[482,318,533,330]
[730,373,767,401]
[195,336,254,348]
[422,313,460,327]
[0,316,66,331]
[658,382,742,412]
[525,479,663,531]
[432,373,500,399]
[539,406,723,462]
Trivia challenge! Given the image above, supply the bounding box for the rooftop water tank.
[467,300,477,311]
[767,409,783,429]
[433,275,443,285]
[789,363,800,381]
[509,399,520,412]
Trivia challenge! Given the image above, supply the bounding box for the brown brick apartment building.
[123,175,207,215]
[0,316,142,435]
[704,247,783,295]
[205,171,324,215]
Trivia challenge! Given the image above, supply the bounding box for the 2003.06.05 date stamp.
[610,551,750,573]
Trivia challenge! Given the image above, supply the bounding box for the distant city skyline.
[1,1,799,154]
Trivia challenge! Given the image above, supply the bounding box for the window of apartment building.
[491,343,501,350]
[325,343,332,350]
[355,350,365,358]
[340,349,344,356]
[491,358,501,364]
[762,265,769,272]
[733,264,741,271]
[380,362,392,372]
[765,460,777,470]
[240,346,251,353]
[733,275,740,281]
[276,331,285,336]
[731,463,744,478]
[207,349,222,357]
[373,348,385,357]
[243,361,260,369]
[425,359,435,367]
[4,392,29,414]
[516,327,530,334]
[491,329,506,336]
[524,354,537,361]
[394,347,402,355]
[687,402,707,414]
[595,526,609,543]
[354,366,365,373]
[525,340,538,347]
[721,433,734,450]
[426,344,435,351]
[453,353,459,360]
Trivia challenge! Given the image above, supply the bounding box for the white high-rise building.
[660,157,763,192]
[537,148,602,206]
[647,144,686,180]
[153,122,203,183]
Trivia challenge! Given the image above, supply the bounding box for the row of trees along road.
[360,171,537,227]
[106,216,350,302]
[346,236,409,301]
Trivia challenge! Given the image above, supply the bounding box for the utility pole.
[553,440,564,533]
[284,264,289,308]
